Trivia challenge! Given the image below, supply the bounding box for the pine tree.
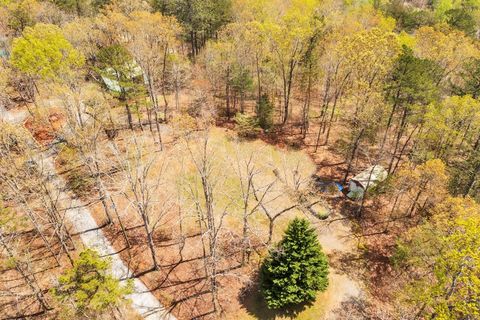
[260,218,329,309]
[256,94,273,131]
[96,44,145,130]
[53,248,133,317]
[234,112,260,138]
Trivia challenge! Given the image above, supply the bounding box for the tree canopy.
[395,198,480,319]
[10,23,84,81]
[53,249,133,317]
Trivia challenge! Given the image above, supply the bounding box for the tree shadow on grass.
[238,273,313,320]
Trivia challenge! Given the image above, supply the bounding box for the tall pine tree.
[256,94,274,131]
[261,218,329,309]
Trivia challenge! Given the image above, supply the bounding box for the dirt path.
[314,212,364,319]
[1,108,176,320]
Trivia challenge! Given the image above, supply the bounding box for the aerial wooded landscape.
[1,0,480,319]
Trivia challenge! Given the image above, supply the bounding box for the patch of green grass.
[165,128,317,238]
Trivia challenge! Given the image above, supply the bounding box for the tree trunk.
[141,210,159,270]
[93,161,113,224]
[161,46,170,122]
[388,107,409,173]
[226,67,231,118]
[343,129,365,184]
[190,31,196,61]
[392,125,419,174]
[324,92,340,145]
[267,218,274,245]
[110,196,130,248]
[302,71,312,139]
[256,55,262,103]
[240,92,245,114]
[175,80,180,111]
[125,103,133,130]
[381,94,400,150]
[282,60,296,125]
[154,110,163,151]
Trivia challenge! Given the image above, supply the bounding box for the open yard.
[51,117,363,319]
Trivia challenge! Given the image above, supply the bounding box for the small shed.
[101,62,145,93]
[0,35,8,59]
[347,165,388,199]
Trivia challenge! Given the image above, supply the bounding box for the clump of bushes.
[234,94,274,138]
[234,113,261,138]
[256,94,274,131]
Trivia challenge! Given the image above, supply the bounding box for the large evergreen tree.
[260,218,329,309]
[256,94,274,130]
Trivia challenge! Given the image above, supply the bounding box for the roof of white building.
[350,165,388,190]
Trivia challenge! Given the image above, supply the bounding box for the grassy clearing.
[68,125,334,319]
[112,127,317,243]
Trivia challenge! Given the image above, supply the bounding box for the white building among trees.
[347,165,388,199]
